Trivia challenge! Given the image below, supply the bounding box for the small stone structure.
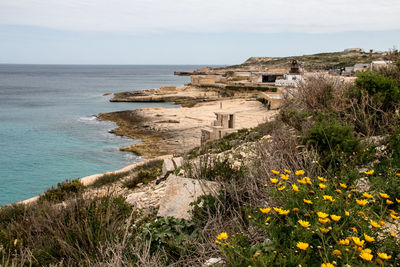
[275,74,303,87]
[191,75,221,85]
[201,112,237,144]
[344,48,364,53]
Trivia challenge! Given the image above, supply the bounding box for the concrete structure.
[191,75,221,85]
[289,59,301,74]
[371,61,393,71]
[344,67,354,76]
[353,64,369,72]
[344,48,364,53]
[261,73,284,83]
[201,112,237,144]
[275,74,303,87]
[263,93,283,110]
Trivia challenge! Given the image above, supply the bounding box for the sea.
[0,64,205,205]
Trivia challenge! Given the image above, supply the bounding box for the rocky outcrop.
[157,175,220,220]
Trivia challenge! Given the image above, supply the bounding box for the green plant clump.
[39,179,85,203]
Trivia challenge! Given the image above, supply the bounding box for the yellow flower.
[284,169,291,174]
[270,178,278,184]
[337,239,349,245]
[364,234,375,242]
[321,263,334,267]
[350,227,358,233]
[271,170,280,175]
[280,173,289,180]
[216,232,228,240]
[386,199,394,204]
[295,170,305,176]
[317,212,329,218]
[377,252,392,260]
[330,215,341,221]
[356,199,368,206]
[297,178,307,184]
[292,184,299,192]
[296,242,309,250]
[370,220,381,228]
[352,237,365,247]
[347,193,352,198]
[319,183,327,189]
[335,189,342,194]
[340,183,347,188]
[379,220,385,226]
[332,249,342,256]
[303,199,313,204]
[259,207,271,214]
[359,251,373,261]
[273,207,290,215]
[379,193,390,199]
[396,198,400,203]
[298,220,311,228]
[362,192,373,198]
[345,211,350,216]
[278,185,286,191]
[317,176,327,182]
[319,218,330,224]
[265,217,271,223]
[320,227,330,233]
[364,170,374,175]
[390,213,400,220]
[292,208,299,213]
[323,195,335,202]
[305,177,312,185]
[391,232,397,237]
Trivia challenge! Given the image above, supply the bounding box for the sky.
[0,0,399,65]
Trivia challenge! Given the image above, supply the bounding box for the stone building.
[201,112,237,144]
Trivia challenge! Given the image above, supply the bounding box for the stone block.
[162,158,175,176]
[157,175,219,220]
[172,157,184,169]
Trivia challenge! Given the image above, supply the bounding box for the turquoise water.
[0,65,202,205]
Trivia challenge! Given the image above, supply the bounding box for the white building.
[275,74,303,87]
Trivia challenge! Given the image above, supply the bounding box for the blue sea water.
[0,64,203,205]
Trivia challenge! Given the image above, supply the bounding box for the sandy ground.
[100,99,278,157]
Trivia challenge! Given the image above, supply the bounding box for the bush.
[354,71,400,110]
[91,171,130,188]
[39,179,85,203]
[216,168,400,266]
[303,117,361,168]
[1,195,133,266]
[140,217,200,263]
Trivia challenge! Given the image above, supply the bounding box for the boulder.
[172,157,184,169]
[157,175,219,220]
[162,158,175,175]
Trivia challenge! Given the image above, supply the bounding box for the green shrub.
[39,179,85,203]
[354,71,400,110]
[91,171,130,188]
[216,169,400,266]
[303,117,361,168]
[140,217,200,263]
[1,195,132,265]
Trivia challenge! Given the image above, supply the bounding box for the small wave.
[78,116,97,122]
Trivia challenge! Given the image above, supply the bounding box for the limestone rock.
[157,175,219,220]
[355,177,370,192]
[172,157,184,169]
[203,257,225,266]
[162,159,175,175]
[125,192,146,208]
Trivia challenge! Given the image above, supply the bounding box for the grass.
[90,171,131,188]
[38,179,85,203]
[123,160,163,189]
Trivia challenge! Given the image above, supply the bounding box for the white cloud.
[0,0,399,34]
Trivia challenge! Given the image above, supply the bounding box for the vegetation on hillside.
[1,56,400,266]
